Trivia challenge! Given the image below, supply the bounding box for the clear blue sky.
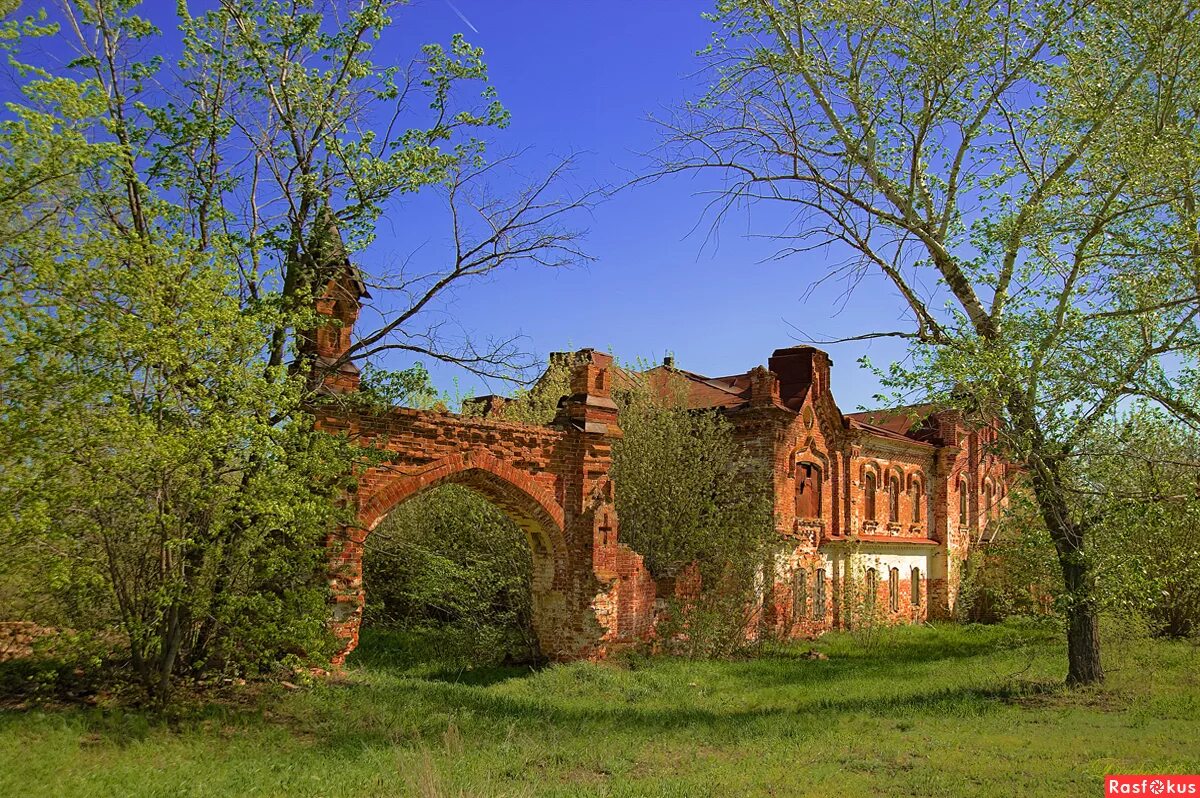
[367,0,914,411]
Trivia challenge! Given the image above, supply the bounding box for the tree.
[0,0,589,703]
[660,0,1200,684]
[610,367,777,657]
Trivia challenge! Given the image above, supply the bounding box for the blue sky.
[9,0,917,412]
[364,0,914,411]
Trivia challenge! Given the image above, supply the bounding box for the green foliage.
[959,493,1062,624]
[611,366,777,656]
[491,354,574,424]
[960,408,1200,638]
[361,485,538,666]
[0,119,352,700]
[1085,410,1200,639]
[354,362,445,412]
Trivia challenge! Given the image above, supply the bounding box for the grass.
[0,620,1197,797]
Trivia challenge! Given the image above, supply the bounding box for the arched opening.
[351,459,568,668]
[889,567,900,612]
[911,567,922,607]
[795,461,822,519]
[362,483,540,665]
[909,476,923,523]
[864,471,878,521]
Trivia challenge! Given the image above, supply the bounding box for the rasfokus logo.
[1106,776,1200,795]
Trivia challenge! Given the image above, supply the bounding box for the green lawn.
[0,621,1197,797]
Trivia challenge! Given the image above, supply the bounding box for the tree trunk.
[1026,442,1105,687]
[1061,556,1104,685]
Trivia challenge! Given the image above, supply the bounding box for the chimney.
[748,365,780,407]
[767,347,832,410]
[663,355,675,369]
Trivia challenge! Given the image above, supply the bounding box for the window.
[814,569,826,619]
[911,479,923,523]
[911,568,921,606]
[795,462,822,519]
[958,477,969,525]
[983,481,994,519]
[865,567,878,608]
[864,472,877,520]
[792,570,807,624]
[888,474,901,522]
[889,567,900,612]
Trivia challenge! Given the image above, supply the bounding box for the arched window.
[864,471,877,521]
[958,477,969,525]
[911,567,921,606]
[983,480,994,519]
[910,478,923,523]
[795,462,822,519]
[791,570,807,624]
[889,567,900,612]
[888,473,901,522]
[814,569,827,619]
[865,567,878,608]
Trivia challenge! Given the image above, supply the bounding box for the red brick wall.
[317,348,658,665]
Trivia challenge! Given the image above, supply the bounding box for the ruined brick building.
[626,347,1013,635]
[308,263,1012,663]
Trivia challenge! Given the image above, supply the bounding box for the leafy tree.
[0,0,587,704]
[662,0,1200,685]
[960,491,1062,624]
[611,367,777,657]
[1081,409,1200,638]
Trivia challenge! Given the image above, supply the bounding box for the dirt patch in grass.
[1001,679,1133,712]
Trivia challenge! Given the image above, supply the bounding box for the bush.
[959,489,1062,624]
[611,367,777,657]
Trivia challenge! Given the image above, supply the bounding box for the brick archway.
[306,267,656,664]
[355,450,571,658]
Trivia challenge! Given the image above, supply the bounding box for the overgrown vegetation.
[362,485,539,666]
[964,407,1200,641]
[610,366,777,657]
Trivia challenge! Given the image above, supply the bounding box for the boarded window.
[792,570,807,625]
[911,568,921,606]
[889,474,901,522]
[814,569,826,619]
[795,463,822,519]
[865,567,878,608]
[889,567,900,612]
